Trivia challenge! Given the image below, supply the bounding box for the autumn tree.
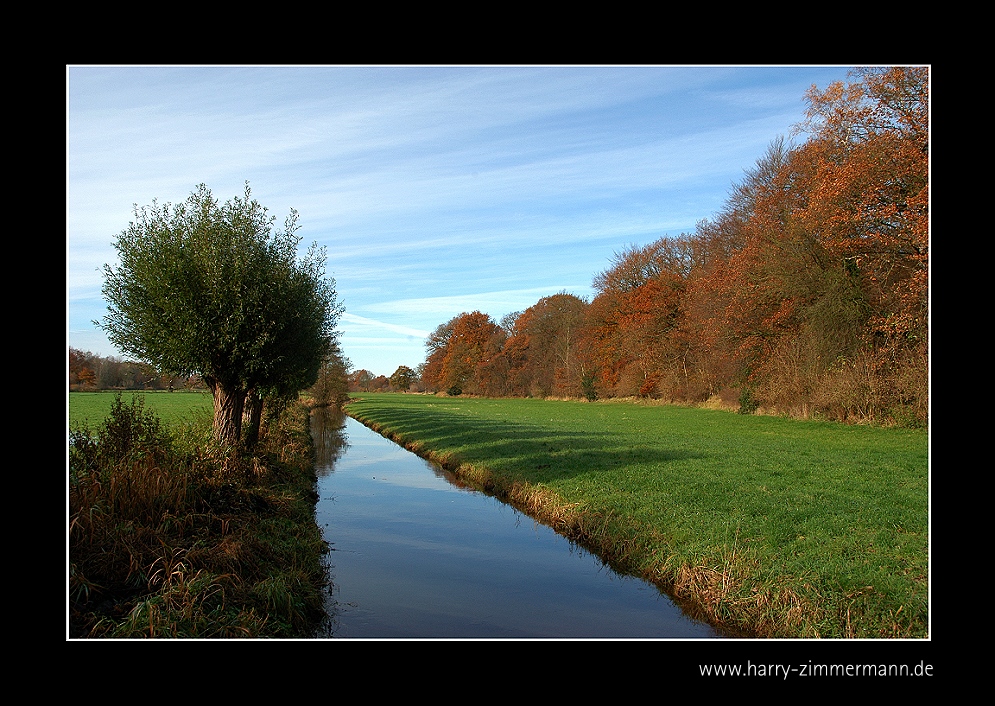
[471,325,511,397]
[69,348,98,390]
[670,68,928,421]
[421,311,502,395]
[674,220,749,402]
[586,239,690,398]
[421,319,454,392]
[99,183,342,450]
[412,68,927,424]
[445,311,503,395]
[349,369,375,392]
[389,365,417,391]
[713,68,929,419]
[793,67,928,355]
[505,293,588,397]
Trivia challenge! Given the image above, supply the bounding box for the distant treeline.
[419,68,928,427]
[69,343,355,409]
[69,347,207,391]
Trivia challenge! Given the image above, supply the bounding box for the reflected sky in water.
[312,409,724,639]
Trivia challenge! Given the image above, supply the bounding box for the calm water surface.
[312,408,725,639]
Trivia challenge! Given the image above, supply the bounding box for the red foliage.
[414,68,928,423]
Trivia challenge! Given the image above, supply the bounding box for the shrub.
[738,387,760,415]
[70,393,174,479]
[581,374,598,402]
[69,397,328,638]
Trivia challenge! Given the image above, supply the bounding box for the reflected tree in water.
[311,407,349,474]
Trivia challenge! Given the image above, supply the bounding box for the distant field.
[68,390,213,429]
[345,393,929,638]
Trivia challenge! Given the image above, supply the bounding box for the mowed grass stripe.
[345,393,928,638]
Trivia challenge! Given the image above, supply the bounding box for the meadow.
[344,393,929,639]
[69,390,213,428]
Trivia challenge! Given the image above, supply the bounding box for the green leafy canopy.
[98,182,342,395]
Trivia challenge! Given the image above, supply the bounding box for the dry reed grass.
[69,396,328,638]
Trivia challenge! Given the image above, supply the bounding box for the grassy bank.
[68,393,330,638]
[344,393,929,639]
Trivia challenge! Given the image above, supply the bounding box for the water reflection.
[311,406,349,474]
[311,407,725,639]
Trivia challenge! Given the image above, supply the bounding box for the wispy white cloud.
[361,287,593,317]
[339,313,430,339]
[67,65,857,375]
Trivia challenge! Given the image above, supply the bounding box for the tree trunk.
[208,380,246,451]
[243,389,264,449]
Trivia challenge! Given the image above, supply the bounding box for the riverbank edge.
[343,406,771,639]
[69,397,332,639]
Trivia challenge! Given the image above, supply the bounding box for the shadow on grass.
[344,402,704,487]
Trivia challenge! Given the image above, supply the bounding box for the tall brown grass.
[69,394,329,638]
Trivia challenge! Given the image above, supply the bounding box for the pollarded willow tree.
[99,182,343,451]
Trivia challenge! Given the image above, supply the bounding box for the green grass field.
[69,390,214,429]
[345,393,929,638]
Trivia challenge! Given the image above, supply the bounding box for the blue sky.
[67,65,857,377]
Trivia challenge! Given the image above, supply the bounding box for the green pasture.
[69,390,213,429]
[345,393,929,638]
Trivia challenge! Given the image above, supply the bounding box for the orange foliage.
[416,68,928,424]
[792,66,928,350]
[421,311,503,394]
[505,293,588,397]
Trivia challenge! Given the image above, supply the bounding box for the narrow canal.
[311,407,726,639]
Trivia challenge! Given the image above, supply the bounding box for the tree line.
[69,347,203,391]
[417,67,928,426]
[71,343,373,402]
[71,67,927,432]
